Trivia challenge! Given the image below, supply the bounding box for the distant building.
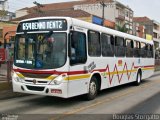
[153,20,160,47]
[15,7,30,18]
[0,0,8,11]
[0,0,15,21]
[133,17,160,49]
[133,22,145,38]
[14,0,133,31]
[14,9,91,21]
[15,0,86,18]
[0,21,17,44]
[74,0,133,34]
[0,11,15,21]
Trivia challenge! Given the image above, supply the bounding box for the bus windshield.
[14,32,67,69]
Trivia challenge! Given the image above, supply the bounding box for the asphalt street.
[0,72,160,120]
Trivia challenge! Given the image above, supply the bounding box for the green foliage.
[0,10,7,17]
[116,23,129,33]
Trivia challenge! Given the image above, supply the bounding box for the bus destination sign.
[17,19,67,32]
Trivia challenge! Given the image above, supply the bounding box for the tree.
[116,23,129,33]
[0,10,8,21]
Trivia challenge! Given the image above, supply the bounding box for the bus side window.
[115,36,125,57]
[101,33,114,57]
[147,44,153,58]
[88,30,101,57]
[151,45,154,58]
[70,31,87,65]
[126,39,133,57]
[133,41,141,57]
[141,42,147,58]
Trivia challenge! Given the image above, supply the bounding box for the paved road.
[0,72,160,120]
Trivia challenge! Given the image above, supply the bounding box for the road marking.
[50,79,160,120]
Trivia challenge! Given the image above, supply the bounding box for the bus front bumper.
[12,80,68,98]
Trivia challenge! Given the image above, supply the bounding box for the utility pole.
[33,1,44,14]
[100,0,107,26]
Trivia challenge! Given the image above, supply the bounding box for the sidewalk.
[0,63,7,76]
[0,64,30,100]
[0,63,9,82]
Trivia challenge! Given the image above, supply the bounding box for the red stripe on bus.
[13,68,87,75]
[13,64,154,75]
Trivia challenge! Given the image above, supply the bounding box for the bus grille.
[21,73,52,78]
[26,85,45,91]
[25,80,48,84]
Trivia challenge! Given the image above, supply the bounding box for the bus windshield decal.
[16,60,33,64]
[16,60,24,64]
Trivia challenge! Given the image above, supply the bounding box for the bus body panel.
[12,78,69,98]
[12,17,155,98]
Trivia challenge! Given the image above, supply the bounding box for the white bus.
[12,17,155,100]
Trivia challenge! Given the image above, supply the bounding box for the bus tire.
[86,76,98,100]
[135,71,142,86]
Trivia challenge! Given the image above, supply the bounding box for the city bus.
[12,17,155,100]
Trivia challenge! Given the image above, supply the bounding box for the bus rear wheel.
[86,76,98,100]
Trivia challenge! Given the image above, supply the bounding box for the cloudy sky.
[8,0,77,11]
[118,0,160,22]
[7,0,160,22]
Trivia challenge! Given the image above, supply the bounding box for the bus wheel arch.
[86,73,101,100]
[92,73,101,91]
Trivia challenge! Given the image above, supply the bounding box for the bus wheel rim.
[90,81,96,95]
[138,74,141,83]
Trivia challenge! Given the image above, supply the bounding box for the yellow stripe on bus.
[16,67,154,81]
[17,73,25,78]
[66,74,91,81]
[142,67,155,70]
[46,76,57,80]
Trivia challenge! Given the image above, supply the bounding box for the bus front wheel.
[135,71,142,86]
[86,76,98,100]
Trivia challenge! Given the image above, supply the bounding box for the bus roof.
[19,16,153,45]
[71,18,154,45]
[20,16,71,22]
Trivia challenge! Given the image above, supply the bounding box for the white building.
[15,7,29,18]
[0,0,8,11]
[74,0,134,34]
[153,20,160,47]
[14,0,134,33]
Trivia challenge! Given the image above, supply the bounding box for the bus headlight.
[12,72,23,83]
[49,74,67,85]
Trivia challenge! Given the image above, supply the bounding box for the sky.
[7,0,160,22]
[118,0,160,22]
[8,0,78,11]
